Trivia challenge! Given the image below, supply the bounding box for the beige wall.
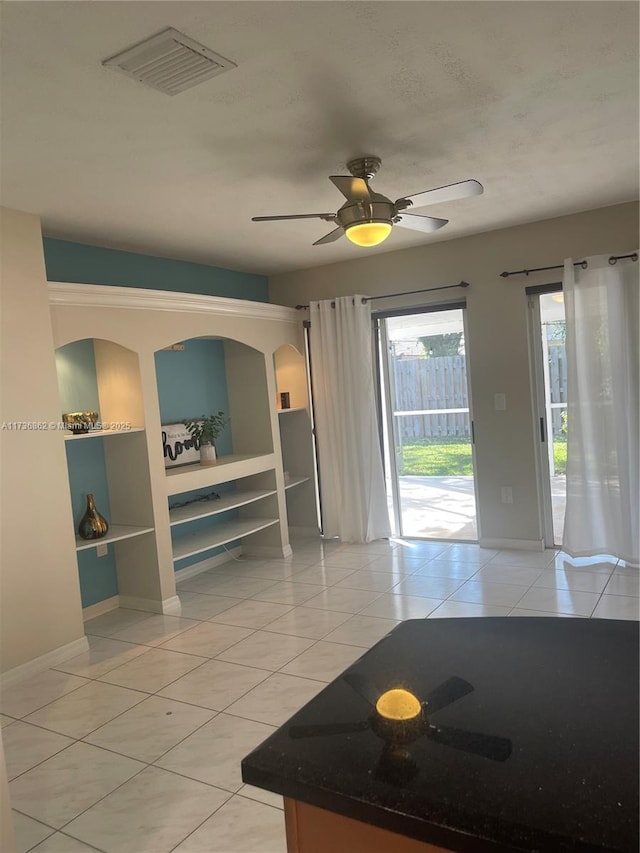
[269,202,639,546]
[0,207,84,673]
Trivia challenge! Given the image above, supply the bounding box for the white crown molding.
[48,282,299,324]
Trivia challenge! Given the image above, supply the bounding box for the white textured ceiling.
[1,1,638,275]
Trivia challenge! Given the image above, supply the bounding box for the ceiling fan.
[288,673,511,786]
[251,156,483,248]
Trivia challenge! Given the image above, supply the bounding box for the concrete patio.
[389,475,566,544]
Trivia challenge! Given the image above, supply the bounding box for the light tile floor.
[3,536,638,853]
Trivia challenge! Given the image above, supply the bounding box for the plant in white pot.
[183,412,229,466]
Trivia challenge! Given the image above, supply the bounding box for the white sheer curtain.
[562,254,639,563]
[309,295,391,543]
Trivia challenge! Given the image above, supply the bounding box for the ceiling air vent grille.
[102,27,236,95]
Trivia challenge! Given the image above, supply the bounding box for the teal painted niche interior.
[65,438,118,608]
[43,238,269,303]
[155,338,233,455]
[56,340,118,608]
[55,339,100,414]
[156,338,239,570]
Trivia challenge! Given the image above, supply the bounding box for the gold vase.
[78,494,109,540]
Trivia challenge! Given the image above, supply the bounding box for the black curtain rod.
[295,281,469,310]
[500,253,638,278]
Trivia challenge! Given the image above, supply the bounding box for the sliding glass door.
[377,306,478,540]
[528,289,567,547]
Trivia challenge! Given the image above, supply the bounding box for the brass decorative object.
[63,411,99,434]
[78,494,109,540]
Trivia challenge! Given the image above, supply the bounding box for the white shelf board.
[172,517,279,562]
[169,489,277,527]
[64,427,145,441]
[165,453,276,495]
[277,407,306,415]
[284,476,310,491]
[75,524,154,551]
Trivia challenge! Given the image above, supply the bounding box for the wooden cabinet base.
[284,798,452,853]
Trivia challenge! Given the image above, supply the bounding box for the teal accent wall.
[42,239,269,302]
[155,338,237,570]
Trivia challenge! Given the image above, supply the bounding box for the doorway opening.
[376,306,478,540]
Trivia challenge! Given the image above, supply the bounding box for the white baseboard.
[479,537,545,551]
[174,547,243,583]
[1,636,89,686]
[288,526,321,538]
[119,595,182,615]
[160,596,182,615]
[243,544,293,558]
[82,595,120,622]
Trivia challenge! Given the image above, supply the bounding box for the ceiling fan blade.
[252,213,336,222]
[329,176,371,202]
[288,720,370,739]
[427,724,512,762]
[343,672,380,707]
[423,676,474,714]
[397,179,484,209]
[313,226,344,246]
[395,213,448,234]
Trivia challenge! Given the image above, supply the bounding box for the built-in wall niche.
[274,344,320,534]
[169,469,280,569]
[155,336,274,469]
[55,339,158,612]
[56,338,145,432]
[274,343,309,411]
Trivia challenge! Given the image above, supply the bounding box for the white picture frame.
[162,423,200,468]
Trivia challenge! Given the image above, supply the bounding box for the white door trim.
[527,294,555,548]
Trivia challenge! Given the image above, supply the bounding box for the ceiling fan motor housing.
[336,196,396,230]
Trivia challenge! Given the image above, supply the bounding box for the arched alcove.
[154,336,283,575]
[54,338,158,615]
[274,343,307,411]
[273,344,320,534]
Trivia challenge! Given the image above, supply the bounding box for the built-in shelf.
[64,427,145,441]
[284,476,310,491]
[172,517,279,562]
[277,407,306,415]
[169,489,277,527]
[75,524,154,551]
[165,453,276,495]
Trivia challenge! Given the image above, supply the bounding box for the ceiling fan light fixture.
[376,688,422,721]
[344,220,392,247]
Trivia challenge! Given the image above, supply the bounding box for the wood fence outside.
[392,350,567,441]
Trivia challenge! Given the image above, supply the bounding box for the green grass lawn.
[400,437,568,476]
[553,437,567,475]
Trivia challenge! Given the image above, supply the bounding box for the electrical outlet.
[501,486,513,504]
[97,543,108,557]
[494,393,507,411]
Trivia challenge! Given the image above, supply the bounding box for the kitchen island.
[242,617,639,853]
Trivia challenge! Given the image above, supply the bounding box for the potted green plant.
[183,411,229,466]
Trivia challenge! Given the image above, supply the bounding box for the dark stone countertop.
[242,617,639,853]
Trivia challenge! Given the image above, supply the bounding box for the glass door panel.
[381,308,478,540]
[538,292,567,546]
